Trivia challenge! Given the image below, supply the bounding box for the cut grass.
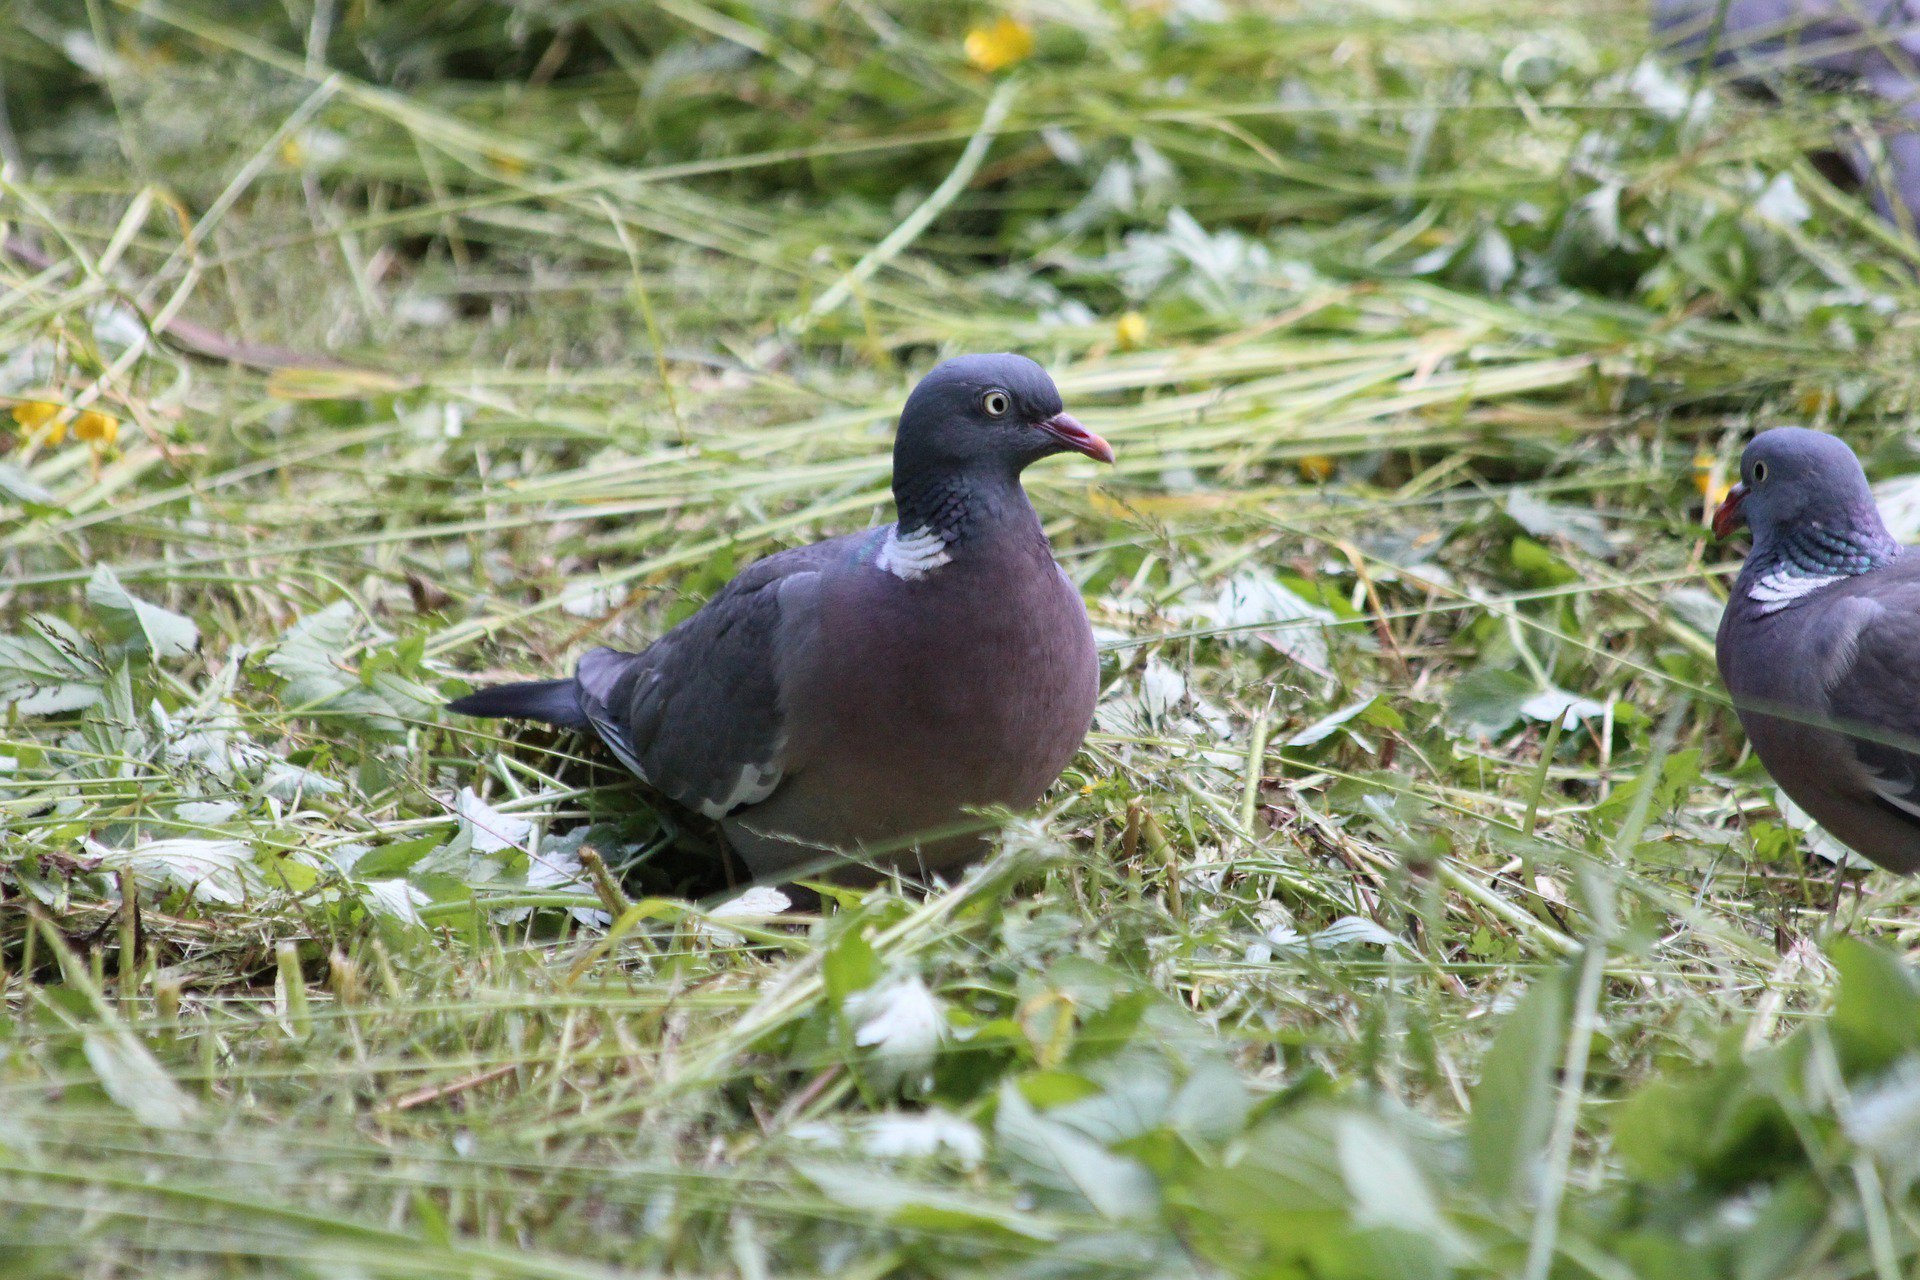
[8,0,1920,1275]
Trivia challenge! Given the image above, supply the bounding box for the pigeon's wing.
[573,532,868,818]
[1822,582,1920,829]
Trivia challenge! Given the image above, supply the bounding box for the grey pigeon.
[449,354,1112,883]
[1656,0,1920,228]
[1713,426,1920,872]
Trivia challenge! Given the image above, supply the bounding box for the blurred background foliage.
[7,1,1920,1276]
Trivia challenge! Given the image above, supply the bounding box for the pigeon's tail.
[447,679,590,730]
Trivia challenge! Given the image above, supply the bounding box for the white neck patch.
[876,525,952,581]
[1747,566,1842,615]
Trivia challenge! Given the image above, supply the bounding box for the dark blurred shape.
[1656,0,1920,228]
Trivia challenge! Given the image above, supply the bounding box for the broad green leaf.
[0,461,59,510]
[1509,535,1580,587]
[795,1161,1057,1241]
[0,615,105,714]
[993,1080,1159,1220]
[86,564,199,661]
[1468,969,1567,1202]
[1336,1113,1448,1241]
[823,923,880,1003]
[96,838,260,906]
[82,1030,197,1128]
[1830,937,1920,1074]
[1445,666,1535,737]
[264,601,404,734]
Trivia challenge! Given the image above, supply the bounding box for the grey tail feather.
[446,679,590,730]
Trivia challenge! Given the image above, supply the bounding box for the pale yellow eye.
[982,390,1010,417]
[1752,460,1769,484]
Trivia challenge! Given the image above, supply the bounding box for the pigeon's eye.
[982,390,1011,417]
[1753,460,1769,484]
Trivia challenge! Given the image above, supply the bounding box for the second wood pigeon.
[1713,426,1920,872]
[1656,0,1920,228]
[449,354,1112,883]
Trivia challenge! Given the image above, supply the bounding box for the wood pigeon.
[1656,0,1920,228]
[450,354,1112,883]
[1713,426,1920,872]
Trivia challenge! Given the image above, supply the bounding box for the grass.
[11,0,1920,1275]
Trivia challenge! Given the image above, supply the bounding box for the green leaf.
[1336,1113,1449,1242]
[0,616,105,715]
[264,601,404,734]
[795,1161,1057,1241]
[1167,1057,1254,1144]
[1509,535,1580,587]
[993,1080,1159,1220]
[1468,969,1567,1202]
[86,565,199,661]
[1445,666,1535,737]
[82,1030,197,1129]
[0,462,60,511]
[823,923,880,1003]
[1287,696,1382,749]
[1830,937,1920,1074]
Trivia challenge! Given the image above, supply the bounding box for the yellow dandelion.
[965,16,1034,73]
[1693,452,1731,508]
[1115,310,1149,350]
[1297,455,1336,482]
[11,400,64,444]
[74,409,120,447]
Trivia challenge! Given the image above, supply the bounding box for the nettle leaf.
[1444,667,1534,737]
[87,565,199,661]
[0,461,60,511]
[1447,666,1602,738]
[993,1080,1159,1220]
[0,615,106,715]
[1508,536,1580,588]
[83,1030,198,1129]
[795,1161,1053,1240]
[1468,969,1568,1202]
[1591,748,1704,835]
[823,921,881,1003]
[1287,696,1381,749]
[264,601,411,734]
[1213,571,1338,678]
[95,838,261,906]
[1335,1112,1456,1253]
[1830,937,1920,1074]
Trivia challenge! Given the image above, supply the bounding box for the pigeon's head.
[895,354,1113,475]
[1714,427,1879,542]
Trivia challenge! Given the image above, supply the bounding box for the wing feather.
[568,534,854,817]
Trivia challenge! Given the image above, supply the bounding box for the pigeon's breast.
[779,539,1098,850]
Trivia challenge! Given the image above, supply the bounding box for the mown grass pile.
[12,1,1920,1275]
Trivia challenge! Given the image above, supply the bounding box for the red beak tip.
[1711,484,1747,539]
[1042,413,1114,464]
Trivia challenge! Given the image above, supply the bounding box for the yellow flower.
[965,16,1034,73]
[487,149,529,178]
[11,400,64,444]
[1797,386,1834,417]
[1297,455,1336,482]
[279,135,306,168]
[74,409,120,447]
[1694,452,1731,507]
[1115,311,1149,350]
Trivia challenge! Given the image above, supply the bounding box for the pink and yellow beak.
[1038,412,1115,464]
[1712,482,1748,539]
